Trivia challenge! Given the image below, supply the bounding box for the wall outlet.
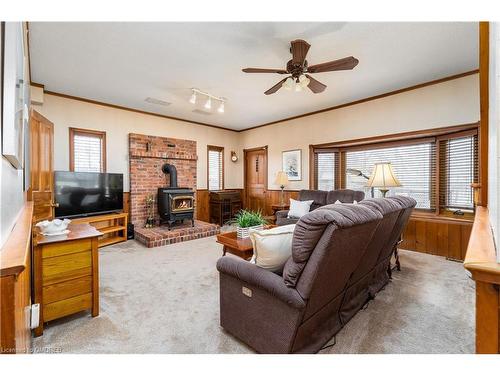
[30,303,40,329]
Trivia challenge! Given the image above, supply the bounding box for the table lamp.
[366,162,401,197]
[275,171,289,206]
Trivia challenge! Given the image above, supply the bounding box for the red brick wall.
[129,133,197,227]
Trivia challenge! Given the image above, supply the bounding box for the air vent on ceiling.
[145,97,171,106]
[192,109,212,115]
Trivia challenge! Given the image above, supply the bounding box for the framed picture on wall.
[282,149,302,181]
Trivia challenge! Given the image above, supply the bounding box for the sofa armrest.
[275,210,299,226]
[216,257,305,309]
[275,210,290,219]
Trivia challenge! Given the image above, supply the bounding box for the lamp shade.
[275,171,289,187]
[366,162,402,188]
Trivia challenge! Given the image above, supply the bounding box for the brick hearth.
[135,220,220,248]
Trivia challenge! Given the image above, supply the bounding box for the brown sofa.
[216,196,416,353]
[275,189,365,226]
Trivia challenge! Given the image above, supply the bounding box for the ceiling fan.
[242,39,359,95]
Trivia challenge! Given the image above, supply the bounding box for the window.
[208,145,224,191]
[311,124,479,214]
[69,128,106,172]
[345,142,436,209]
[314,152,337,191]
[439,133,478,211]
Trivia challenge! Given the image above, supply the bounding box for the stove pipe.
[161,163,178,188]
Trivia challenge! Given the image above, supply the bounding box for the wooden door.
[245,147,267,213]
[28,110,55,223]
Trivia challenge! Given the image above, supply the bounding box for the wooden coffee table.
[216,225,277,260]
[216,231,254,259]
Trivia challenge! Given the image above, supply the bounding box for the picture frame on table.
[282,149,302,181]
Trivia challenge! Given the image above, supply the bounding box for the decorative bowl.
[36,218,71,235]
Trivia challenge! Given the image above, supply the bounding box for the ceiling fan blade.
[307,56,359,73]
[264,78,287,95]
[291,39,311,65]
[305,74,327,94]
[242,68,288,74]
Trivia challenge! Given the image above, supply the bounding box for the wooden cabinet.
[33,223,101,337]
[1,203,33,354]
[209,191,242,226]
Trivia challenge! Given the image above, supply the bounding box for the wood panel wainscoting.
[0,202,34,354]
[464,207,500,353]
[261,190,300,217]
[400,214,473,261]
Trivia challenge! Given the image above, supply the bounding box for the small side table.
[271,204,290,224]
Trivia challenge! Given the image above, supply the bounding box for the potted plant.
[232,209,268,239]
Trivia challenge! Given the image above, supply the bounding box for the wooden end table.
[271,204,290,224]
[216,225,277,260]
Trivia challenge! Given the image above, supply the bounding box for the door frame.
[243,145,268,209]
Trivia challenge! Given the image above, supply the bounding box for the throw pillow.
[249,224,296,272]
[288,199,314,218]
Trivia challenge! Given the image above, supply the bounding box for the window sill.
[411,210,475,224]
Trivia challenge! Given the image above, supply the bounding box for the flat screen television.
[54,171,124,218]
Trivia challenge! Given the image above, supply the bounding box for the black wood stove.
[157,163,194,229]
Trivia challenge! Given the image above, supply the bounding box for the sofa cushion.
[298,190,328,211]
[288,199,314,218]
[249,224,296,273]
[327,189,365,205]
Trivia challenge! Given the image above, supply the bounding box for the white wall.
[34,73,480,197]
[487,22,500,261]
[0,23,28,247]
[34,94,243,191]
[240,74,480,190]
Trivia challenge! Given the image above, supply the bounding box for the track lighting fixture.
[189,91,197,104]
[217,101,225,113]
[189,88,226,114]
[204,97,212,110]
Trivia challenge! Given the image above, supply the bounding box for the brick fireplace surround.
[129,133,219,247]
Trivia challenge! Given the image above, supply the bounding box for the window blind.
[345,142,436,209]
[73,134,103,173]
[314,152,337,191]
[439,134,478,211]
[208,147,223,191]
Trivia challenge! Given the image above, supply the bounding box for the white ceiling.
[29,22,478,130]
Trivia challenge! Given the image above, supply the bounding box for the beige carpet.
[32,236,475,354]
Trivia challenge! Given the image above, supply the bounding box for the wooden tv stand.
[71,212,128,248]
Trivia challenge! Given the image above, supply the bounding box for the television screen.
[54,171,123,218]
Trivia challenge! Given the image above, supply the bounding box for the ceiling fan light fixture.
[204,97,212,110]
[282,77,294,90]
[299,74,310,88]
